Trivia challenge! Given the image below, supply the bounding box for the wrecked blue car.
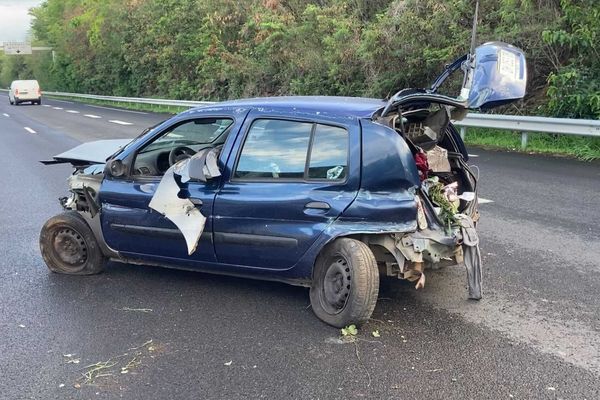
[40,42,526,327]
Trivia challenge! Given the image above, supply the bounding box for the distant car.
[9,79,42,105]
[39,42,526,328]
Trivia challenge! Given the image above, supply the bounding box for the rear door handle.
[304,201,330,210]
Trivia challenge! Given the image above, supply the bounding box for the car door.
[99,115,244,266]
[213,112,360,270]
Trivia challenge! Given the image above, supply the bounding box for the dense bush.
[1,0,598,118]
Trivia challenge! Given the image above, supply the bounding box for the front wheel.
[310,238,379,328]
[39,211,106,275]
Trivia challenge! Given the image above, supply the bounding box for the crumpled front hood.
[40,139,131,166]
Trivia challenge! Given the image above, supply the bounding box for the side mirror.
[466,42,527,109]
[106,159,126,177]
[174,148,221,183]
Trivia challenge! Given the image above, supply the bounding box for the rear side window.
[234,119,348,181]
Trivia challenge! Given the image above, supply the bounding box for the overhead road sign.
[1,42,33,55]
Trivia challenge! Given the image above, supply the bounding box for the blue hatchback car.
[40,42,526,327]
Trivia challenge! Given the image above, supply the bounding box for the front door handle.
[189,198,203,207]
[304,201,330,210]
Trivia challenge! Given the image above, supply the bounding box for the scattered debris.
[63,354,80,364]
[372,330,381,338]
[18,324,25,328]
[121,356,141,374]
[324,337,346,345]
[72,339,155,387]
[547,387,556,391]
[58,384,65,388]
[119,307,153,313]
[224,361,233,366]
[353,341,371,388]
[128,339,153,351]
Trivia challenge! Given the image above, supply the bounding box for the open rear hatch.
[374,41,527,299]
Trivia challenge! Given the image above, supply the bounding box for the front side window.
[144,118,233,152]
[235,119,348,181]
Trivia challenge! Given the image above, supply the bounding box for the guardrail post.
[460,127,466,140]
[520,131,528,149]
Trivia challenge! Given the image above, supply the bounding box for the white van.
[9,80,42,105]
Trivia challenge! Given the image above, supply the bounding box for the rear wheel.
[39,211,106,275]
[310,238,379,328]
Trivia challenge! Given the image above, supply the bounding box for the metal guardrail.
[452,113,600,149]
[43,91,215,108]
[3,89,599,148]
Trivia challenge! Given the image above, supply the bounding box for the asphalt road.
[0,93,599,400]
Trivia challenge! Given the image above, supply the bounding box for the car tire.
[37,98,42,105]
[310,238,379,328]
[39,211,106,275]
[9,98,13,105]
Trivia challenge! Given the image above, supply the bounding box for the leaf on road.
[372,330,381,338]
[341,325,358,337]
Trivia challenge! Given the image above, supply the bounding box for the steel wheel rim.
[52,227,88,270]
[321,256,352,314]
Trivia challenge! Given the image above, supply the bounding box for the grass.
[44,94,190,114]
[463,127,600,161]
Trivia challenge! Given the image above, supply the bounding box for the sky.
[0,0,43,44]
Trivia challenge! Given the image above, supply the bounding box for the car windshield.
[142,118,233,153]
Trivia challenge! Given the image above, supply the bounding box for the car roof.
[193,96,386,119]
[12,80,39,85]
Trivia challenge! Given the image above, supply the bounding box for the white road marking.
[84,114,102,119]
[109,120,133,126]
[24,127,36,134]
[52,107,63,110]
[468,154,479,158]
[66,110,80,114]
[478,197,494,204]
[42,104,51,107]
[87,104,148,114]
[2,113,9,117]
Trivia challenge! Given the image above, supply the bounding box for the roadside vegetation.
[464,128,600,161]
[0,0,598,158]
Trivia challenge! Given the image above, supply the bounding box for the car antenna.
[459,0,479,100]
[469,0,479,60]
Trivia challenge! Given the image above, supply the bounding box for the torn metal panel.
[148,168,206,255]
[173,148,221,183]
[41,139,131,166]
[456,214,482,300]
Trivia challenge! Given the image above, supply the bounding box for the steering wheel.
[169,146,195,166]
